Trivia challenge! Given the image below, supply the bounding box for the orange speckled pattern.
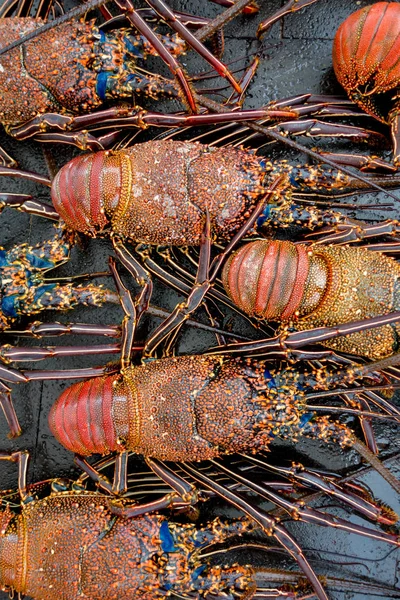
[0,492,167,599]
[0,18,101,127]
[116,140,265,244]
[112,356,303,460]
[51,141,266,244]
[333,2,400,122]
[0,490,257,600]
[223,240,400,360]
[49,354,307,462]
[294,245,400,359]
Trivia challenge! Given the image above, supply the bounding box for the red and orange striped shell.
[333,2,400,123]
[222,239,326,321]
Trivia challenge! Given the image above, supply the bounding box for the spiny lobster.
[3,137,400,359]
[0,0,327,165]
[1,450,399,600]
[222,238,400,360]
[333,2,400,166]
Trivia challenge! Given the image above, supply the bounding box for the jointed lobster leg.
[111,238,153,368]
[240,454,397,525]
[207,458,399,545]
[179,461,330,600]
[141,178,281,357]
[143,0,242,95]
[0,449,29,499]
[74,453,201,517]
[307,219,400,245]
[5,105,296,152]
[257,0,321,38]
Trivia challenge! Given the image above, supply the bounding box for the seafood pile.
[0,1,400,599]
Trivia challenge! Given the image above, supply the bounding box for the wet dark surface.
[0,0,399,598]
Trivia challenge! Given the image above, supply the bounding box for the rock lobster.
[0,0,327,165]
[222,238,400,360]
[1,450,399,600]
[40,247,400,600]
[3,137,400,360]
[333,2,400,166]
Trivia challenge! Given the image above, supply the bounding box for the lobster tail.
[48,375,118,455]
[333,2,400,123]
[222,240,328,321]
[51,151,125,235]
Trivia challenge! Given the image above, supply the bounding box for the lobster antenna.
[352,439,400,494]
[190,92,400,203]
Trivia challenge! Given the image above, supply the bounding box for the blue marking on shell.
[257,204,272,228]
[191,565,206,581]
[299,412,314,428]
[264,369,277,388]
[26,270,33,287]
[96,71,108,102]
[163,582,172,591]
[0,250,7,266]
[289,170,300,188]
[160,520,177,553]
[2,295,18,317]
[26,253,55,270]
[124,35,142,57]
[33,284,56,303]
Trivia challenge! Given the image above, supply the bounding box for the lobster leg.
[0,193,58,219]
[240,454,396,525]
[142,209,213,357]
[143,0,242,94]
[6,105,295,147]
[0,450,29,500]
[207,310,400,356]
[111,0,197,111]
[0,344,121,364]
[0,143,18,168]
[257,0,321,38]
[319,152,398,174]
[271,118,387,146]
[0,381,22,437]
[142,178,283,357]
[207,0,258,15]
[179,462,330,600]
[111,239,153,369]
[74,454,200,516]
[0,164,51,186]
[339,392,378,454]
[207,459,400,546]
[307,219,400,245]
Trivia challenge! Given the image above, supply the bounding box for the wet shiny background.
[0,1,399,598]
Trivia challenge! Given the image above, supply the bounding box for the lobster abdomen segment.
[49,356,295,461]
[48,375,117,455]
[223,239,400,359]
[222,240,327,320]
